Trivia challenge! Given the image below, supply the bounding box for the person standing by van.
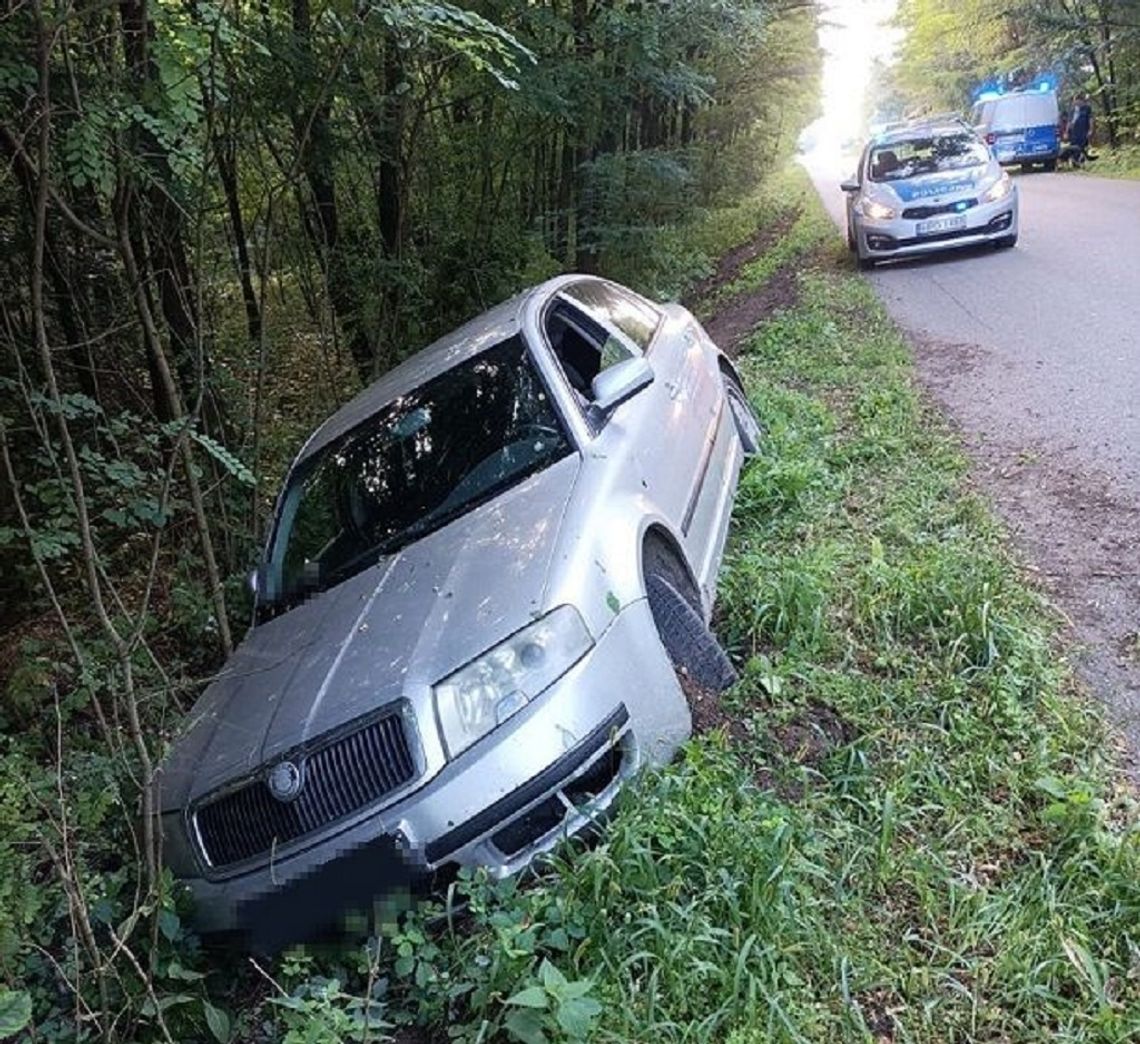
[1067,94,1095,161]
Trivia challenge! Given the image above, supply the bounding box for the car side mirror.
[589,356,654,421]
[840,178,860,193]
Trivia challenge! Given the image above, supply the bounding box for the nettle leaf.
[554,995,601,1039]
[538,960,566,990]
[505,985,548,1009]
[0,989,33,1037]
[503,1008,548,1044]
[190,432,255,486]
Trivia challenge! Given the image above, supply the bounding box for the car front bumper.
[856,193,1019,262]
[167,597,688,946]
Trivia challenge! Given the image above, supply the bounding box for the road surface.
[810,160,1140,767]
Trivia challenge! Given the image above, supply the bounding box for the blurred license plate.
[917,215,967,236]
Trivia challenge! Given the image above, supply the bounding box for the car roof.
[296,274,604,464]
[873,119,973,146]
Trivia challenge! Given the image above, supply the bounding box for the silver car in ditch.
[842,118,1019,267]
[157,274,760,947]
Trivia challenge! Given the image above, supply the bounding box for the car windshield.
[869,133,989,182]
[264,336,572,608]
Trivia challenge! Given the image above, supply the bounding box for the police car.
[842,117,1019,268]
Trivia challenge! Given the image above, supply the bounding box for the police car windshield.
[869,133,989,183]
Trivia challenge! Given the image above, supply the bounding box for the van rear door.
[990,96,1028,162]
[1021,93,1060,158]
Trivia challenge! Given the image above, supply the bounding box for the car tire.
[646,571,737,693]
[1043,158,1057,172]
[857,254,875,270]
[846,222,856,252]
[996,234,1018,249]
[722,372,762,455]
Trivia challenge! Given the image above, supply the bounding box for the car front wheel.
[646,570,737,694]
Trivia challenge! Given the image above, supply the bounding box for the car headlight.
[982,173,1013,203]
[433,606,593,758]
[861,199,896,221]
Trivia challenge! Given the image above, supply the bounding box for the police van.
[970,89,1060,171]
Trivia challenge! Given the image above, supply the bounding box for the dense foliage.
[893,0,1140,145]
[0,0,818,1038]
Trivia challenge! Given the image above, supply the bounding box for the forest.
[892,0,1140,146]
[0,0,818,1038]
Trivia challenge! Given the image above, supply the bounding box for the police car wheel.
[995,234,1017,249]
[857,254,875,270]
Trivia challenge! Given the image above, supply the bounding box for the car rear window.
[868,133,989,182]
[264,336,573,609]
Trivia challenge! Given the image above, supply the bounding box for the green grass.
[245,171,1140,1043]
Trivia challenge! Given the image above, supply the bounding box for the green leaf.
[190,431,255,486]
[505,984,548,1009]
[544,926,570,951]
[538,959,566,990]
[394,954,415,976]
[554,995,602,1039]
[158,907,181,941]
[503,1008,548,1044]
[0,989,32,1038]
[202,999,230,1042]
[554,979,593,1000]
[141,993,195,1016]
[165,959,205,981]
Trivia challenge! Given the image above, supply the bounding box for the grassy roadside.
[1073,143,1140,179]
[330,169,1140,1044]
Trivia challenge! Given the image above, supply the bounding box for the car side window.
[563,280,661,352]
[544,299,636,412]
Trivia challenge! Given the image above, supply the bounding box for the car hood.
[158,453,581,812]
[879,167,991,204]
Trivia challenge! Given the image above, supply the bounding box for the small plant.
[501,960,602,1044]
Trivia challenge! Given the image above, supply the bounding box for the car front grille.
[901,199,978,220]
[193,709,416,870]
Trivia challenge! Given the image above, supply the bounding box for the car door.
[547,280,719,560]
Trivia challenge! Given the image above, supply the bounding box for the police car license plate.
[916,215,967,236]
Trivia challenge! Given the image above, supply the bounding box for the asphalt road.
[809,158,1140,766]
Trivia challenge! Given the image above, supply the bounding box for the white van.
[971,90,1060,171]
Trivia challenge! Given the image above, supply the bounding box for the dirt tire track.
[686,212,803,357]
